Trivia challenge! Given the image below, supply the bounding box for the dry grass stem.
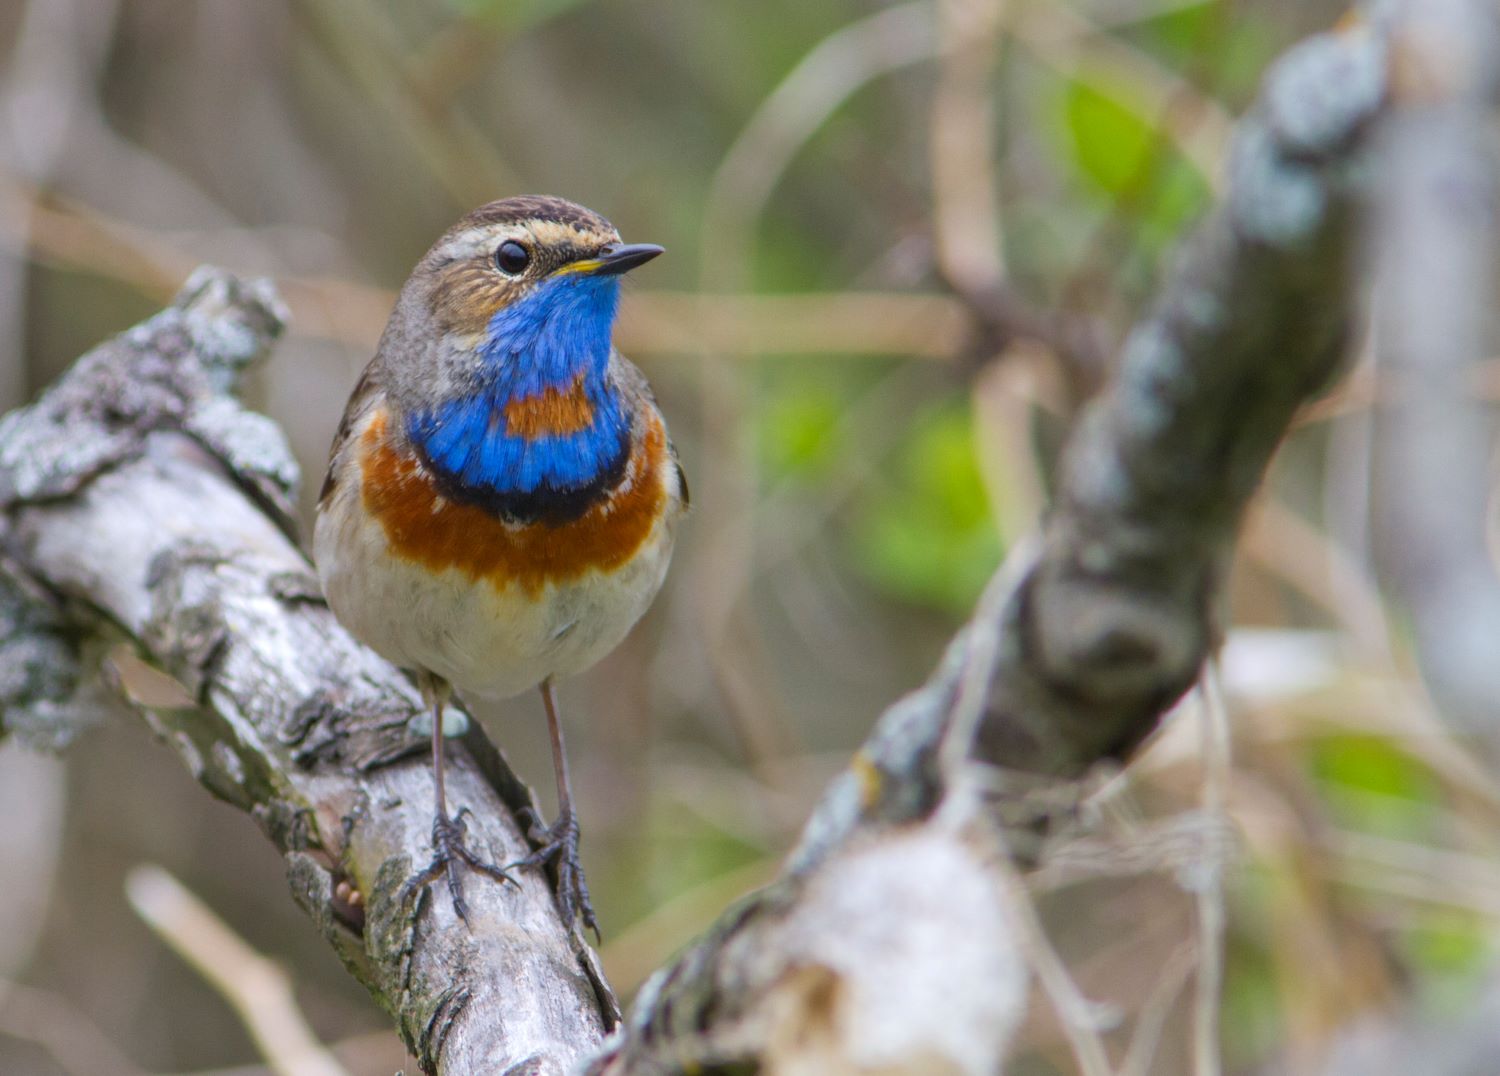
[124,865,349,1076]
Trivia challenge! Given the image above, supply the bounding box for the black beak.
[593,242,665,276]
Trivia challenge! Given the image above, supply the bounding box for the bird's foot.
[402,808,517,926]
[509,806,598,940]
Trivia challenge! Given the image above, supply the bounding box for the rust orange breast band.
[502,374,595,438]
[359,408,666,597]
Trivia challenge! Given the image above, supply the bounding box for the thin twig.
[1241,495,1393,660]
[1,175,985,361]
[931,0,1008,301]
[994,832,1119,1076]
[1325,829,1500,918]
[125,865,349,1076]
[1191,661,1231,1076]
[1119,943,1198,1076]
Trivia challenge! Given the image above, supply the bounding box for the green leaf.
[1308,734,1443,838]
[1056,77,1213,260]
[1222,914,1284,1069]
[759,381,845,482]
[1062,80,1156,196]
[1137,155,1212,252]
[849,402,1002,615]
[1401,910,1490,980]
[1137,1,1279,105]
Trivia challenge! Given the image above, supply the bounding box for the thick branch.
[975,23,1382,783]
[597,22,1386,1073]
[0,269,615,1075]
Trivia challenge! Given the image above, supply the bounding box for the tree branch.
[594,21,1387,1073]
[0,268,616,1075]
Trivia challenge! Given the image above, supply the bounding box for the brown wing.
[671,453,689,508]
[318,361,384,509]
[608,349,687,508]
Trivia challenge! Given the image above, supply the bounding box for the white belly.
[314,479,677,699]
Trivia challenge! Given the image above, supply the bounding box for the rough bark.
[0,269,617,1075]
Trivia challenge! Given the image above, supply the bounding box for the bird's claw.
[508,807,598,940]
[402,811,517,926]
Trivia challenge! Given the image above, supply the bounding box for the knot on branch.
[1028,575,1204,704]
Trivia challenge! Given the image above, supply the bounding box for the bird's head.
[382,196,663,516]
[426,197,660,350]
[382,195,663,406]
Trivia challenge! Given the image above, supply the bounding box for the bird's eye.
[494,240,531,275]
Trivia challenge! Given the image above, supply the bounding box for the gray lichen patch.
[0,559,104,750]
[0,267,289,509]
[173,267,289,382]
[1264,31,1388,157]
[1229,120,1329,244]
[184,396,301,527]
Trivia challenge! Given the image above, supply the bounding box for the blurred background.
[4,0,1497,1073]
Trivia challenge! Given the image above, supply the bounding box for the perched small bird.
[314,196,685,931]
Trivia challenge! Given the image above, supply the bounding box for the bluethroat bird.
[314,196,686,933]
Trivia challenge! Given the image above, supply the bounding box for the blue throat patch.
[407,273,631,521]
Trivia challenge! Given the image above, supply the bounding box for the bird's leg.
[509,677,598,938]
[402,670,514,925]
